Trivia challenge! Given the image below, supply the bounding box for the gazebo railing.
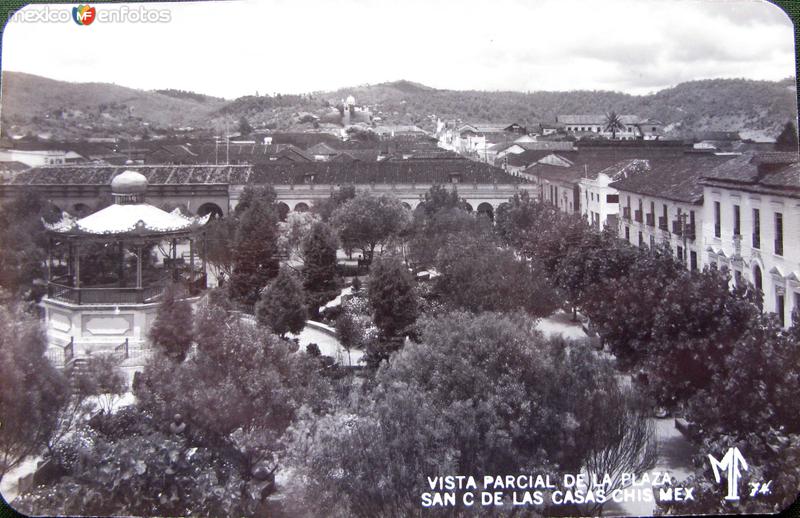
[47,281,169,305]
[45,337,74,368]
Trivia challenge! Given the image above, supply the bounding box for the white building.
[0,147,81,166]
[556,115,663,140]
[612,154,734,270]
[579,159,648,229]
[700,152,800,327]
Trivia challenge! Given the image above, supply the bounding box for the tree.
[255,266,307,337]
[278,211,321,267]
[553,227,638,320]
[312,185,356,222]
[18,303,334,517]
[0,298,68,480]
[0,190,60,300]
[604,110,626,139]
[435,234,559,317]
[229,186,280,306]
[238,116,253,136]
[200,216,237,284]
[407,185,485,268]
[330,193,410,262]
[149,283,194,361]
[301,221,339,317]
[283,312,656,517]
[366,256,417,340]
[775,121,798,152]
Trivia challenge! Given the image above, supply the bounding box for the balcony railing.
[671,221,696,241]
[646,213,655,227]
[658,216,668,231]
[634,209,643,223]
[733,234,742,257]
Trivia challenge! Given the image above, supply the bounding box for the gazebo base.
[40,296,177,368]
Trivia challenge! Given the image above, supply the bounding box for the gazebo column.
[136,245,143,289]
[74,244,81,304]
[189,238,195,286]
[201,232,208,289]
[118,241,125,287]
[46,238,52,282]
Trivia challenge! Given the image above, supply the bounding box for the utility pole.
[680,211,689,266]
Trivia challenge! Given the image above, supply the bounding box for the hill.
[1,72,796,141]
[0,71,225,139]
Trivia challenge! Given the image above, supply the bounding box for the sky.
[1,0,796,99]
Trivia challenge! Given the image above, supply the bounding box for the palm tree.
[604,111,626,140]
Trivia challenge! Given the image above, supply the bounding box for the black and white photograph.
[0,0,798,516]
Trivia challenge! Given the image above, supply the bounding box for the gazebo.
[41,170,210,366]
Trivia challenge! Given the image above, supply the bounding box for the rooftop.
[609,155,735,203]
[14,160,523,187]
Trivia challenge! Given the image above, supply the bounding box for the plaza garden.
[1,183,799,517]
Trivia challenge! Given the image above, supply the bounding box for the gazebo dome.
[111,170,148,195]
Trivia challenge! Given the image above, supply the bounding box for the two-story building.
[700,151,800,327]
[579,159,650,230]
[556,115,663,140]
[612,154,734,270]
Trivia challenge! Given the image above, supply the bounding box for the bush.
[306,343,321,357]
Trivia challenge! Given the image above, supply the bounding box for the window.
[777,293,785,327]
[649,235,655,248]
[625,226,630,241]
[690,251,698,271]
[753,208,761,249]
[689,210,696,238]
[677,245,684,262]
[775,212,784,256]
[714,201,721,238]
[591,193,594,201]
[638,231,644,247]
[606,194,619,203]
[733,205,740,236]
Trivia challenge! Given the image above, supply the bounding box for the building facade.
[700,152,800,327]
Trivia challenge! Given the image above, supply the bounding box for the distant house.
[0,141,87,166]
[556,115,663,140]
[306,142,341,161]
[445,123,528,161]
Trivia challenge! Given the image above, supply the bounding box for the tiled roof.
[700,151,800,195]
[13,160,523,187]
[519,141,576,151]
[306,143,340,155]
[610,155,735,203]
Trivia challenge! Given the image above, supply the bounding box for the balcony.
[622,207,631,221]
[634,209,643,223]
[658,216,669,231]
[646,213,655,227]
[732,234,742,257]
[671,221,696,241]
